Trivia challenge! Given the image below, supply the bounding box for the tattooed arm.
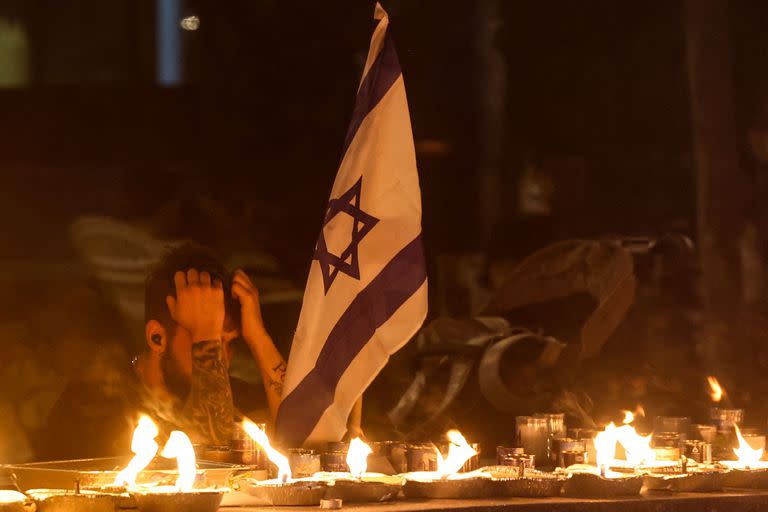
[232,270,288,421]
[167,269,234,445]
[182,338,235,445]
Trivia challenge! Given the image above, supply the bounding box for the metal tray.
[3,457,250,492]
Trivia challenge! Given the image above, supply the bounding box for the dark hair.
[144,243,241,329]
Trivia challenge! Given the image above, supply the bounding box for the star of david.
[314,176,379,294]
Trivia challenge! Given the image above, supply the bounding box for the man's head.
[144,243,241,398]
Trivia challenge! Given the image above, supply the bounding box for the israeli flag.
[276,3,427,446]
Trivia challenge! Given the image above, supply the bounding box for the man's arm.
[182,337,235,445]
[232,270,287,421]
[168,269,234,445]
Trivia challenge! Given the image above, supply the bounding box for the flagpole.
[346,396,364,439]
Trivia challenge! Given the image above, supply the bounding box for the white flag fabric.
[276,2,428,446]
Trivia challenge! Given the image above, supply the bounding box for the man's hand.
[166,269,225,341]
[231,269,267,344]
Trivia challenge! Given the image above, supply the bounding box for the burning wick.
[114,415,160,488]
[707,376,724,403]
[242,419,292,483]
[346,438,372,479]
[436,430,477,479]
[161,431,197,492]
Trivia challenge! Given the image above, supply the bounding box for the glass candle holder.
[710,407,744,431]
[740,428,766,456]
[689,423,717,443]
[534,412,566,467]
[288,448,321,477]
[516,416,548,468]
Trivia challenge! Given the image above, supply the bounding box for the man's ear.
[145,320,168,354]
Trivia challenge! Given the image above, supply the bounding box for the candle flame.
[436,430,477,477]
[707,376,724,403]
[733,424,764,468]
[346,438,372,478]
[594,420,655,470]
[242,419,292,482]
[622,405,645,425]
[161,431,197,492]
[114,415,160,487]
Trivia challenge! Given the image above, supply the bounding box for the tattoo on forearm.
[267,361,287,396]
[182,339,234,445]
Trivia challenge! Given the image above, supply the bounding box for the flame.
[593,420,655,470]
[622,405,646,424]
[114,415,160,487]
[346,438,372,478]
[436,430,477,477]
[161,431,197,492]
[733,424,764,467]
[707,376,724,402]
[242,419,292,482]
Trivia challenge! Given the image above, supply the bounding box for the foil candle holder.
[643,468,726,493]
[320,475,404,503]
[488,470,567,498]
[130,489,226,512]
[401,474,492,500]
[26,489,119,512]
[560,469,643,498]
[0,491,32,512]
[311,437,404,503]
[242,480,328,507]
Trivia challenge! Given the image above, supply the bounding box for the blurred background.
[1,0,768,460]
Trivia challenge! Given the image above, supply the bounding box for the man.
[40,244,286,459]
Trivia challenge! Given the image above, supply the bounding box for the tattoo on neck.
[182,338,234,445]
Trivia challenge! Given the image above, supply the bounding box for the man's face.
[161,316,240,399]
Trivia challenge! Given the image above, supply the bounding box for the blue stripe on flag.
[276,234,426,446]
[341,32,401,157]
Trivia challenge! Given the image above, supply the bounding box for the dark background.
[1,0,768,460]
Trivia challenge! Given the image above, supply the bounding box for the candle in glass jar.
[535,412,566,467]
[516,416,548,468]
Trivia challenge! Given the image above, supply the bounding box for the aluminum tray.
[3,457,250,492]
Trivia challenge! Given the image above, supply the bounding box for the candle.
[516,416,548,468]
